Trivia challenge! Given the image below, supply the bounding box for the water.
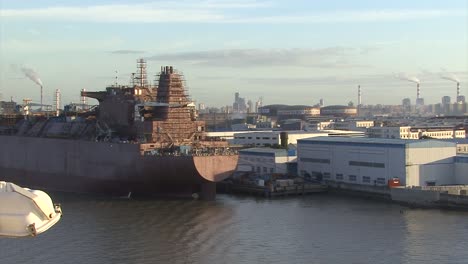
[1,193,468,264]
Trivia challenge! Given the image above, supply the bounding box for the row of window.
[300,158,330,164]
[300,158,385,168]
[240,157,274,162]
[322,172,385,184]
[235,136,278,140]
[349,161,385,168]
[254,166,275,173]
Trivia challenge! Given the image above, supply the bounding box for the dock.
[218,182,328,197]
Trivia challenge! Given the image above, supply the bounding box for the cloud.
[245,74,400,87]
[147,47,371,68]
[110,50,146,55]
[0,2,464,24]
[226,9,466,24]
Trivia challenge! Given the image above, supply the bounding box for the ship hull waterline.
[0,136,238,200]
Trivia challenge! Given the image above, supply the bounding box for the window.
[362,176,371,183]
[263,167,267,173]
[336,173,343,180]
[270,168,274,173]
[349,161,385,168]
[349,175,357,181]
[376,178,386,185]
[300,158,330,164]
[257,167,261,173]
[323,172,331,179]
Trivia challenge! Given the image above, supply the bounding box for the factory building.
[297,137,465,187]
[454,139,468,154]
[367,126,465,139]
[259,105,320,121]
[237,148,297,176]
[320,105,357,117]
[307,120,374,131]
[232,130,365,147]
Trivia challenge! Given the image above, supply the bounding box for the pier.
[218,181,328,197]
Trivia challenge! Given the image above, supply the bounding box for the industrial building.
[297,137,466,187]
[259,105,320,121]
[367,126,465,139]
[320,105,357,117]
[236,148,297,176]
[232,130,365,147]
[307,120,374,131]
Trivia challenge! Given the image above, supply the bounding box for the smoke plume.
[21,67,43,86]
[396,73,420,84]
[441,72,460,83]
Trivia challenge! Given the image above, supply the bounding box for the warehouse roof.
[297,136,456,148]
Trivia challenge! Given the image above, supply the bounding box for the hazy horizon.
[0,0,467,107]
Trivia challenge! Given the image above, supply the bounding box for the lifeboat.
[0,181,62,237]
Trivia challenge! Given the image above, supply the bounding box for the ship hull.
[0,136,238,199]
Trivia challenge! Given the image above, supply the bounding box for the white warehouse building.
[237,148,297,175]
[367,126,465,139]
[297,137,464,187]
[233,130,364,147]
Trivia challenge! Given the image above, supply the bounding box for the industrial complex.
[1,58,467,207]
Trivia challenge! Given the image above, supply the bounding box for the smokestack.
[55,89,61,117]
[358,85,362,106]
[457,82,460,99]
[81,89,87,110]
[416,83,420,100]
[40,85,43,111]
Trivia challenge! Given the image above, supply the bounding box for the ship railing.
[142,148,238,157]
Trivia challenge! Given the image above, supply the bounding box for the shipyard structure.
[0,60,238,200]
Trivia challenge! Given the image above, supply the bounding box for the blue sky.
[0,0,467,107]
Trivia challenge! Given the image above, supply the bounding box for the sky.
[0,0,467,107]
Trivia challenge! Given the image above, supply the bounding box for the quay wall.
[327,181,468,210]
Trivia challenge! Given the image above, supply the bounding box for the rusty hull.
[0,136,238,199]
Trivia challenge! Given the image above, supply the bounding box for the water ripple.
[1,194,468,264]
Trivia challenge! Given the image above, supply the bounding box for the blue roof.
[439,138,468,144]
[297,136,456,148]
[455,155,468,163]
[298,136,409,145]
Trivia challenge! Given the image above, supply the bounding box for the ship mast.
[136,59,148,87]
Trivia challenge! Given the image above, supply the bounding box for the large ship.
[0,60,238,200]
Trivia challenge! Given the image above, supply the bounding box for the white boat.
[0,181,62,237]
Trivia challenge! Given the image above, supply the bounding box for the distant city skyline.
[0,0,467,107]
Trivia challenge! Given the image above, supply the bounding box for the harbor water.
[1,193,468,264]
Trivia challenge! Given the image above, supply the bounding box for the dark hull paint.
[0,136,238,199]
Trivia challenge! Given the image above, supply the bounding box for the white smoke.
[396,73,420,84]
[21,67,43,86]
[441,72,460,83]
